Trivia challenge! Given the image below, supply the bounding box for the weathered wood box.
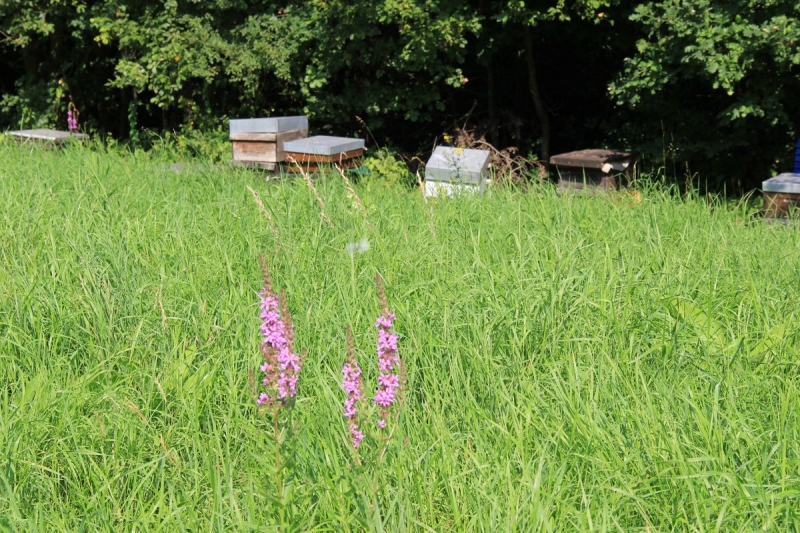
[550,149,637,194]
[763,173,800,218]
[229,116,308,169]
[424,146,490,197]
[9,129,88,145]
[282,136,365,171]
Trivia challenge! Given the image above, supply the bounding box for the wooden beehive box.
[763,173,800,218]
[229,116,308,169]
[282,136,365,171]
[424,146,490,197]
[550,149,637,194]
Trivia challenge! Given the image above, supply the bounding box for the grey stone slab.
[229,116,308,134]
[9,129,88,142]
[763,173,800,194]
[425,146,490,186]
[283,135,365,155]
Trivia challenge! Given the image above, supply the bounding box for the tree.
[0,0,113,129]
[609,0,800,189]
[288,0,480,130]
[490,0,617,164]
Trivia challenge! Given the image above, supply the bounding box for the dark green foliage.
[609,0,800,189]
[1,0,798,190]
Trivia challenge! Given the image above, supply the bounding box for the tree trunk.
[486,53,498,148]
[523,26,550,168]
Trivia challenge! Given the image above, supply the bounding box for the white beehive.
[424,146,490,196]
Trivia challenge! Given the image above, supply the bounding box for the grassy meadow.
[1,141,799,531]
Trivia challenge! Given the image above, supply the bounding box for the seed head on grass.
[336,163,375,232]
[246,185,282,243]
[287,155,334,229]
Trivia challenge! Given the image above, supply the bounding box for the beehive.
[424,146,490,196]
[229,116,308,169]
[762,173,800,218]
[550,149,637,194]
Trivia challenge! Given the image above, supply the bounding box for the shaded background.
[1,0,798,192]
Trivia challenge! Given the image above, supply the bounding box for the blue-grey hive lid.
[425,146,490,185]
[763,173,800,194]
[283,135,365,155]
[229,116,308,134]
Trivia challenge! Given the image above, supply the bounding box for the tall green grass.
[1,142,798,531]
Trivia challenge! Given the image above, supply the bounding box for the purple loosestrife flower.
[256,254,302,409]
[374,275,402,429]
[67,105,78,132]
[342,325,364,449]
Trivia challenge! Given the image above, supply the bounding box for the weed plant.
[0,142,799,531]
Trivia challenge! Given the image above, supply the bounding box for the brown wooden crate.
[232,141,278,162]
[284,148,364,164]
[231,129,308,163]
[230,132,278,142]
[764,191,800,218]
[229,129,308,142]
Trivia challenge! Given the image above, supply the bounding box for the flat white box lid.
[229,116,308,134]
[9,129,88,141]
[283,135,365,155]
[425,146,490,185]
[763,173,800,194]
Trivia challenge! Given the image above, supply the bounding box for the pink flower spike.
[67,106,79,132]
[342,325,364,450]
[349,423,364,449]
[255,254,302,407]
[373,274,402,429]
